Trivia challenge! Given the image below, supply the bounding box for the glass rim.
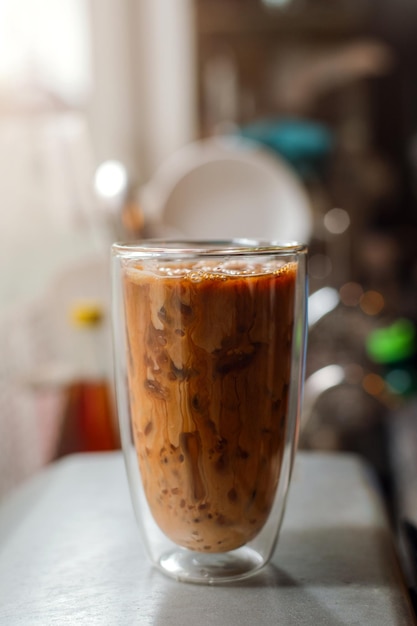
[112,239,307,259]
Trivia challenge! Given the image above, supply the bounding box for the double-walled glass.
[112,240,307,584]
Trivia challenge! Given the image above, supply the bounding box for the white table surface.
[0,451,415,626]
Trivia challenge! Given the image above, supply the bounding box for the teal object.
[385,368,414,395]
[239,119,333,178]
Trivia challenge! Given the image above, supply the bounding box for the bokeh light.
[94,160,128,199]
[344,363,364,385]
[324,208,350,235]
[339,282,363,307]
[362,373,385,396]
[360,290,385,316]
[385,369,413,395]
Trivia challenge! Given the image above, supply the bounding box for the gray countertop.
[0,451,415,626]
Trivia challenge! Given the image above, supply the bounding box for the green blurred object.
[366,319,416,365]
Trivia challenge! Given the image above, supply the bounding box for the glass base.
[158,546,265,584]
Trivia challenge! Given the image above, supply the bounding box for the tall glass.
[112,240,307,584]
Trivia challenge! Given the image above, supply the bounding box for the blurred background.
[1,0,417,556]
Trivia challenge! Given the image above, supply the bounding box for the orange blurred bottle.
[56,303,120,456]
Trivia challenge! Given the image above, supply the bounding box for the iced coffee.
[123,258,296,553]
